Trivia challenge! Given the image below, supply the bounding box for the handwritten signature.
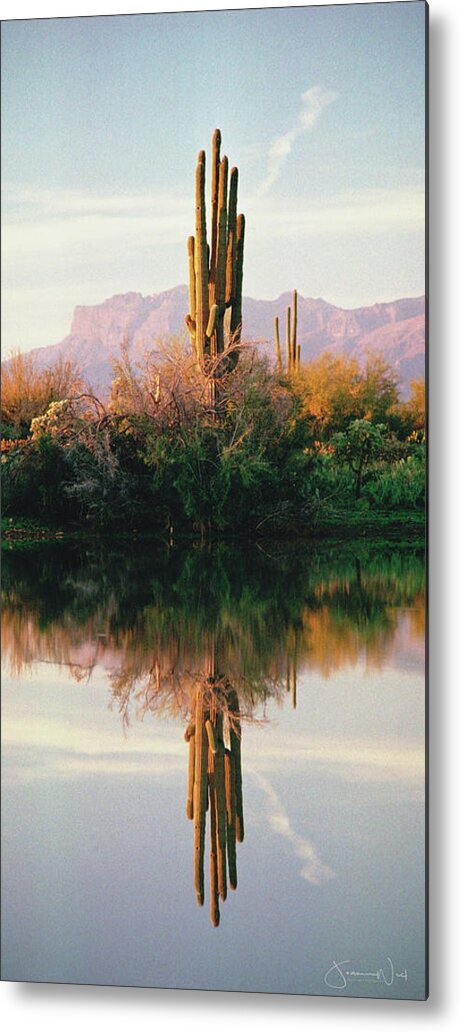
[324,956,408,991]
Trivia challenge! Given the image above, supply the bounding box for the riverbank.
[2,509,425,549]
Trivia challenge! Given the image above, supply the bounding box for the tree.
[292,351,400,439]
[293,352,361,437]
[357,352,400,425]
[399,378,425,435]
[331,419,389,500]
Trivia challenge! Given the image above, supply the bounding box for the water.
[1,538,426,998]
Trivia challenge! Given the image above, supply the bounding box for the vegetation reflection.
[2,539,425,704]
[2,539,424,924]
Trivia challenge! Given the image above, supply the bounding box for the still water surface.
[1,539,426,998]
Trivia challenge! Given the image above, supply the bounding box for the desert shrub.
[364,449,426,509]
[61,430,161,530]
[291,351,400,439]
[2,338,426,534]
[1,352,82,438]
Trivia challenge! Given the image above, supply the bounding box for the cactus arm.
[186,733,195,820]
[215,735,227,900]
[185,236,197,352]
[291,289,297,367]
[184,720,196,742]
[187,236,196,321]
[209,128,221,291]
[195,153,209,363]
[228,689,244,843]
[208,760,220,927]
[216,157,229,306]
[205,718,217,755]
[285,305,291,372]
[215,156,228,353]
[226,166,238,306]
[224,748,237,890]
[274,316,282,373]
[193,688,208,906]
[230,213,245,344]
[206,303,218,340]
[185,314,196,338]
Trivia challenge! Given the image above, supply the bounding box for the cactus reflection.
[184,672,244,927]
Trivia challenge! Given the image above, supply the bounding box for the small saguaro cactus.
[274,289,301,374]
[185,130,245,373]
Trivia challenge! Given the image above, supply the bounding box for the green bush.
[364,450,425,509]
[2,435,69,523]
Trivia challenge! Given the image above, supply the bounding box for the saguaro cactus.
[185,130,245,373]
[274,289,300,374]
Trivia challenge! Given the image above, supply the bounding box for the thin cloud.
[258,85,337,195]
[250,768,335,886]
[2,175,424,352]
[249,187,424,238]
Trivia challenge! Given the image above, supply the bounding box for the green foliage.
[332,419,389,500]
[2,340,426,536]
[2,434,69,523]
[365,447,426,509]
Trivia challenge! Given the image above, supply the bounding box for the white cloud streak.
[258,85,338,195]
[250,769,335,886]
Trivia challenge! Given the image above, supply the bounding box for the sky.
[1,2,427,353]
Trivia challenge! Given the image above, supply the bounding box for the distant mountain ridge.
[6,286,425,395]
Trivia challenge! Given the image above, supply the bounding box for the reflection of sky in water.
[2,630,425,998]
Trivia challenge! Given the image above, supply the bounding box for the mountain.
[8,286,425,396]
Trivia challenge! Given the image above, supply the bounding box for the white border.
[2,1,460,1029]
[1,1,423,18]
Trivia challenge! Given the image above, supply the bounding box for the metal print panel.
[1,1,427,1000]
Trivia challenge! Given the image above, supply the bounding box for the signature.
[324,956,408,991]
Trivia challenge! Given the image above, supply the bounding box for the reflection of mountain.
[2,541,425,720]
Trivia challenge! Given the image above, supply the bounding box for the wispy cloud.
[2,183,424,265]
[246,727,425,786]
[250,769,335,885]
[2,716,184,784]
[2,184,191,257]
[249,187,425,237]
[2,174,424,352]
[258,85,337,195]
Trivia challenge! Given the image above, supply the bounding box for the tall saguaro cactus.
[185,130,245,373]
[274,289,301,374]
